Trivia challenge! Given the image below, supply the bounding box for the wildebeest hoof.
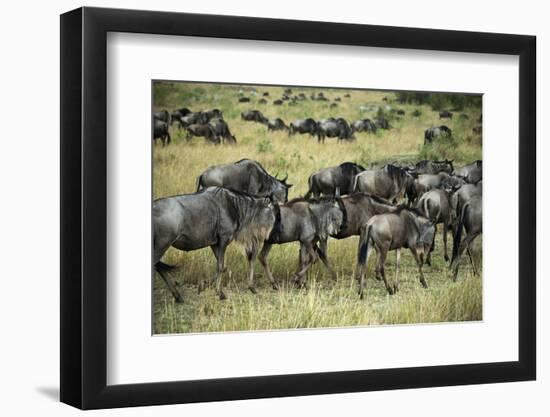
[218,291,226,300]
[248,286,257,294]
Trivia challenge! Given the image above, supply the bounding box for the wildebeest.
[179,111,210,128]
[262,92,270,96]
[153,187,276,301]
[439,110,453,119]
[238,97,251,103]
[259,196,346,289]
[317,118,354,143]
[406,172,451,205]
[352,164,414,203]
[453,160,482,184]
[375,117,391,130]
[416,189,453,263]
[203,108,223,120]
[196,159,293,203]
[258,98,268,104]
[284,88,293,94]
[267,118,289,133]
[153,110,170,123]
[334,97,341,102]
[412,159,454,175]
[396,109,405,116]
[451,181,482,221]
[305,162,365,198]
[451,196,482,280]
[424,125,452,145]
[289,118,318,137]
[241,110,268,124]
[273,99,283,106]
[344,93,351,98]
[330,103,338,109]
[153,119,171,146]
[186,124,220,144]
[356,208,435,298]
[170,107,192,126]
[351,119,377,134]
[209,118,237,144]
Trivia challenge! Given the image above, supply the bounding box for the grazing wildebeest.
[273,99,283,106]
[267,118,289,133]
[153,119,171,146]
[344,93,351,98]
[209,118,236,144]
[241,110,268,124]
[262,91,269,96]
[259,196,346,289]
[453,160,482,184]
[330,102,338,109]
[289,118,318,137]
[196,159,293,203]
[352,164,414,203]
[281,94,290,101]
[334,97,341,102]
[424,125,452,145]
[297,93,307,100]
[186,124,220,144]
[375,117,391,130]
[396,109,405,115]
[412,159,454,175]
[351,119,377,134]
[416,189,454,263]
[238,97,250,103]
[356,208,435,298]
[153,187,276,301]
[154,110,170,123]
[472,125,482,134]
[317,118,354,143]
[439,110,453,119]
[203,108,223,119]
[305,162,365,198]
[451,196,482,280]
[284,88,293,94]
[258,98,268,104]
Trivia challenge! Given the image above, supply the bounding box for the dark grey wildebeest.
[241,110,268,124]
[186,124,220,144]
[351,119,377,134]
[439,110,453,119]
[170,107,192,126]
[258,196,346,289]
[305,162,365,198]
[267,118,289,133]
[453,160,482,184]
[289,118,318,137]
[352,164,414,203]
[209,118,237,145]
[424,125,452,145]
[153,119,171,146]
[405,172,452,206]
[317,118,354,143]
[416,189,454,263]
[375,117,391,130]
[196,159,293,203]
[451,195,482,280]
[153,187,276,301]
[412,159,454,175]
[153,110,170,123]
[356,208,436,298]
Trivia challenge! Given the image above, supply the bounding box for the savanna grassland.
[153,82,483,334]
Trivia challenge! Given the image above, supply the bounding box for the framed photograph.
[60,6,536,410]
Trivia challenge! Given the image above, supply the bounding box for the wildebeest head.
[272,174,293,203]
[309,196,346,238]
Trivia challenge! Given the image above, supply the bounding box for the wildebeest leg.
[294,243,315,288]
[358,246,373,300]
[315,241,337,280]
[452,232,480,280]
[377,245,394,295]
[443,221,449,262]
[258,244,278,290]
[394,249,401,293]
[467,247,478,276]
[157,268,183,303]
[410,247,428,289]
[246,248,260,294]
[211,242,229,300]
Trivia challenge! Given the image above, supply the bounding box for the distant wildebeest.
[273,99,283,106]
[453,160,482,184]
[439,110,453,119]
[258,98,268,104]
[416,189,454,263]
[352,164,414,203]
[241,110,268,124]
[305,162,365,198]
[209,118,237,145]
[281,94,290,101]
[289,118,318,137]
[203,108,223,120]
[238,97,251,103]
[344,93,351,98]
[317,118,354,143]
[196,159,293,203]
[396,109,405,116]
[297,93,307,100]
[412,109,422,117]
[153,119,171,146]
[375,117,391,130]
[153,187,276,301]
[472,125,482,134]
[356,207,435,298]
[424,125,452,145]
[451,195,482,280]
[186,124,220,144]
[284,88,293,94]
[170,107,192,127]
[259,196,346,289]
[330,102,338,109]
[154,110,170,123]
[262,92,269,96]
[412,159,454,175]
[267,118,289,133]
[334,97,341,102]
[351,119,377,134]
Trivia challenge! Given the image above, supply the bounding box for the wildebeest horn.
[282,174,288,183]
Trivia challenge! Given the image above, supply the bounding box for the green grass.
[152,82,483,334]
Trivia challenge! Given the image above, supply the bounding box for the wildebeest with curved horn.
[317,118,354,143]
[153,187,276,301]
[352,164,414,203]
[289,118,318,137]
[356,207,435,298]
[424,125,452,145]
[258,195,346,289]
[267,118,289,133]
[196,159,293,203]
[451,195,482,280]
[209,118,237,144]
[453,160,482,184]
[153,119,171,146]
[305,162,365,199]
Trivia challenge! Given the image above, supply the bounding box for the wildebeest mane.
[339,162,365,176]
[235,158,287,192]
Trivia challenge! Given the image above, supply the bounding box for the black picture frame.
[60,6,536,410]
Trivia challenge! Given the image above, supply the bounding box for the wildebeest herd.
[154,158,482,302]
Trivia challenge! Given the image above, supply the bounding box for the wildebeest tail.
[452,202,469,262]
[358,225,372,265]
[351,174,360,194]
[195,174,203,192]
[423,197,430,219]
[304,175,314,200]
[155,261,175,272]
